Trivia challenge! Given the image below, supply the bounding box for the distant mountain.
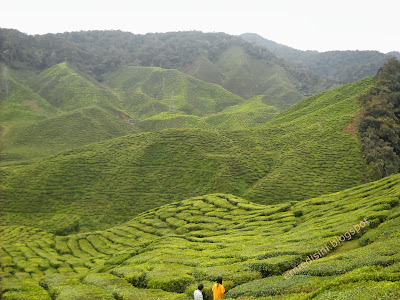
[387,51,400,59]
[0,29,335,108]
[240,33,396,84]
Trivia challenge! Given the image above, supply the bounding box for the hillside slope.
[31,62,119,111]
[0,74,57,125]
[204,95,279,130]
[0,78,373,231]
[105,65,244,118]
[182,45,307,106]
[1,106,140,165]
[1,174,399,299]
[241,78,373,203]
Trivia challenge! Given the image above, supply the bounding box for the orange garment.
[212,283,225,299]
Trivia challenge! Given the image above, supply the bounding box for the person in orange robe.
[212,277,225,299]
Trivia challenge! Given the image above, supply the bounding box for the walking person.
[212,277,225,299]
[194,283,204,300]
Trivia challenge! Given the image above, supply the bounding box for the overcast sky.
[1,0,398,53]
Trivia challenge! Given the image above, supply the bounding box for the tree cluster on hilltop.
[0,29,275,77]
[358,58,400,180]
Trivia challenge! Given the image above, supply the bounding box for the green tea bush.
[145,264,195,293]
[225,275,324,298]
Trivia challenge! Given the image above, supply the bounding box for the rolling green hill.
[204,96,279,130]
[0,75,57,125]
[1,173,399,299]
[183,46,308,106]
[0,64,142,166]
[0,77,373,232]
[123,96,279,132]
[105,65,244,118]
[31,62,119,111]
[0,105,140,165]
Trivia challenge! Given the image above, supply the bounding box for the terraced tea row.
[1,174,400,299]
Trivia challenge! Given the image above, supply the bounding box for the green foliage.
[358,58,400,180]
[0,32,399,300]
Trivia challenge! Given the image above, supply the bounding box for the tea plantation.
[1,174,400,299]
[0,78,373,232]
[1,31,399,300]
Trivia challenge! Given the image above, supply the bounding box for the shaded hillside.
[0,29,335,107]
[31,62,119,111]
[105,66,244,118]
[204,95,279,129]
[182,45,308,105]
[240,78,373,203]
[0,78,373,231]
[0,64,140,165]
[0,74,57,124]
[1,173,400,299]
[1,106,139,165]
[240,33,395,84]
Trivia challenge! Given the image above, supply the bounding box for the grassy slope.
[0,78,373,232]
[32,62,119,111]
[1,174,399,299]
[0,64,142,166]
[186,46,304,108]
[1,106,140,165]
[134,96,279,132]
[241,77,373,203]
[0,76,57,125]
[105,66,244,118]
[204,96,279,130]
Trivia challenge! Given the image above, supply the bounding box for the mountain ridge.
[240,32,397,84]
[0,28,335,105]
